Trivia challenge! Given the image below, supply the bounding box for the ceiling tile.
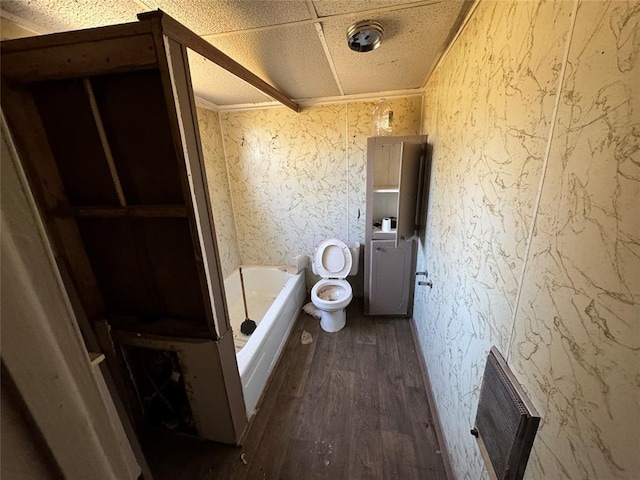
[2,0,470,107]
[322,2,466,94]
[204,23,341,100]
[187,49,272,106]
[313,0,419,17]
[145,0,312,35]
[1,16,36,39]
[1,0,143,32]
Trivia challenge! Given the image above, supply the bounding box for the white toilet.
[311,239,360,333]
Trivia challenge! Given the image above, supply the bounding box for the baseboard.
[409,318,455,480]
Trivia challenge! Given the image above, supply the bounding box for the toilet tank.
[346,241,360,276]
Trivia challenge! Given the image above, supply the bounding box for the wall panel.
[415,1,639,479]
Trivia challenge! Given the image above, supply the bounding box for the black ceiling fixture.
[347,20,384,53]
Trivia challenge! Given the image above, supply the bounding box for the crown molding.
[213,88,424,113]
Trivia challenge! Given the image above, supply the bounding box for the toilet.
[311,239,360,333]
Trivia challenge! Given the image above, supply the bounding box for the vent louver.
[472,347,540,480]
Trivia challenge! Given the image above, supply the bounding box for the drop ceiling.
[1,0,472,110]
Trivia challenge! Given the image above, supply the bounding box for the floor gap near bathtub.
[142,301,449,480]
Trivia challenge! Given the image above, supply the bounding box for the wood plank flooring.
[143,302,448,479]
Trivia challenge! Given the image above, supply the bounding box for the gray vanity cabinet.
[364,135,427,316]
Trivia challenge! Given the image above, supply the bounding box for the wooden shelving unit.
[1,10,298,448]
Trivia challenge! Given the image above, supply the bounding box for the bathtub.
[223,266,305,417]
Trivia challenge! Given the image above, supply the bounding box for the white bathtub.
[223,266,305,417]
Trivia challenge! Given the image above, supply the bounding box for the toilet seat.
[314,238,352,279]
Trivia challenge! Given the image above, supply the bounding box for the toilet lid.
[315,238,352,279]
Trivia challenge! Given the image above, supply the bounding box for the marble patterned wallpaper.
[216,97,421,292]
[415,1,639,479]
[509,1,640,478]
[196,107,241,278]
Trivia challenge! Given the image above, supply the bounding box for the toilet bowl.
[311,239,360,333]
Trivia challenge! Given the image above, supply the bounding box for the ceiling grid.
[306,0,344,96]
[1,0,472,110]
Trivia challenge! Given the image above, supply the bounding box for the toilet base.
[319,308,346,333]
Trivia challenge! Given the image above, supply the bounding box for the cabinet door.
[396,142,423,246]
[368,239,414,316]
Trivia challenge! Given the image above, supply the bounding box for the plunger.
[239,267,257,335]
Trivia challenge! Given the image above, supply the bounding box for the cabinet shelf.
[372,228,397,240]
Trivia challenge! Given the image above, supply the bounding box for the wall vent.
[471,347,540,480]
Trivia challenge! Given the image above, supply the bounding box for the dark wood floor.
[143,302,448,479]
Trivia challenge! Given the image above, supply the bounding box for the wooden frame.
[159,34,232,338]
[1,113,150,479]
[112,332,247,444]
[1,11,299,112]
[138,10,300,113]
[1,8,259,454]
[1,22,157,82]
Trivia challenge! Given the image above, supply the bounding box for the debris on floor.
[311,440,333,467]
[302,302,321,318]
[240,453,248,465]
[301,330,313,345]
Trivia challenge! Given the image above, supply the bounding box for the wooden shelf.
[109,316,211,340]
[372,229,397,240]
[50,205,188,218]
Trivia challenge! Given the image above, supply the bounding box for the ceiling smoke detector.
[347,20,384,53]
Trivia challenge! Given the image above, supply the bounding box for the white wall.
[416,1,639,479]
[197,107,242,278]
